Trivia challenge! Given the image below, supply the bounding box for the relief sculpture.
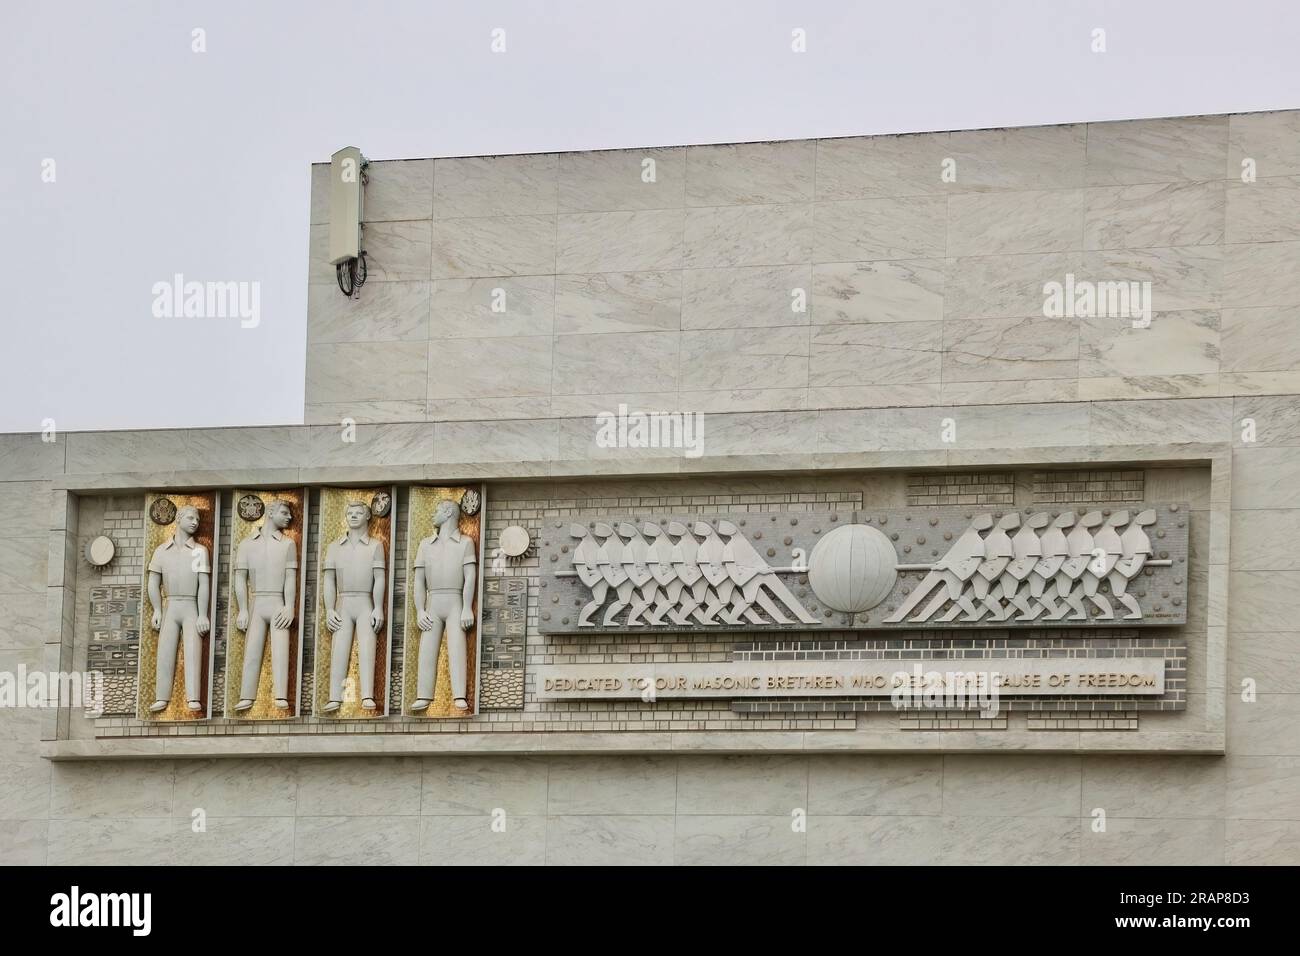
[539,507,1185,633]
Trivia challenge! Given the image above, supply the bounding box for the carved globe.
[806,524,898,613]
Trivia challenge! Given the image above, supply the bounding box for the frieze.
[536,506,1190,633]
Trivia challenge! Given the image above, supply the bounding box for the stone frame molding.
[36,430,1230,760]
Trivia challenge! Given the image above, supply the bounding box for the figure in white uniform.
[146,505,211,713]
[411,498,477,712]
[322,501,386,712]
[233,499,297,712]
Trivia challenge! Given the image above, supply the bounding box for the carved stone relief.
[137,491,220,720]
[537,507,1189,633]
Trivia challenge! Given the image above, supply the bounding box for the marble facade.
[3,110,1299,864]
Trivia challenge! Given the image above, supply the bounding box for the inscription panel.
[536,658,1167,700]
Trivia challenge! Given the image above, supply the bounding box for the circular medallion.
[237,494,265,521]
[460,488,481,516]
[370,491,392,518]
[807,523,899,613]
[500,525,530,557]
[84,535,116,567]
[149,498,177,526]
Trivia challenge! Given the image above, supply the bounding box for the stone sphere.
[806,524,898,613]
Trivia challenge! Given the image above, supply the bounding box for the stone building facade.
[2,110,1299,865]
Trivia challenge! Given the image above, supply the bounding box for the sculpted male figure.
[1047,511,1103,621]
[1020,512,1074,621]
[643,522,689,626]
[885,514,991,623]
[233,499,297,712]
[668,521,713,626]
[694,521,735,625]
[411,498,477,712]
[1110,509,1156,619]
[570,524,607,627]
[719,521,820,625]
[596,523,632,625]
[999,511,1049,619]
[146,505,211,713]
[322,501,386,712]
[1081,511,1125,620]
[946,512,1018,622]
[718,519,770,625]
[617,522,655,626]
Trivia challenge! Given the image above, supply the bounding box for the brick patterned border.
[1033,469,1145,503]
[907,472,1014,506]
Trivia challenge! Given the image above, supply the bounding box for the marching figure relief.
[567,518,820,629]
[322,500,386,713]
[145,504,211,714]
[411,497,477,713]
[544,507,1185,632]
[233,498,298,712]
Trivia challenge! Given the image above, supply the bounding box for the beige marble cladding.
[9,110,1300,864]
[433,154,558,219]
[558,147,686,212]
[7,752,1297,864]
[685,141,815,206]
[1085,116,1228,185]
[304,110,1300,419]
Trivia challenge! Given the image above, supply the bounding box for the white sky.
[2,0,1297,433]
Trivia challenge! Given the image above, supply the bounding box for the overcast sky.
[2,0,1297,433]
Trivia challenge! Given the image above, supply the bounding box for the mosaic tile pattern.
[86,585,142,717]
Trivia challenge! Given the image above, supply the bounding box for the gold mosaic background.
[312,486,394,719]
[401,485,484,717]
[136,491,218,721]
[223,488,307,720]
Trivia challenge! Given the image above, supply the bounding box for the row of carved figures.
[886,509,1165,624]
[560,508,1170,628]
[565,520,818,627]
